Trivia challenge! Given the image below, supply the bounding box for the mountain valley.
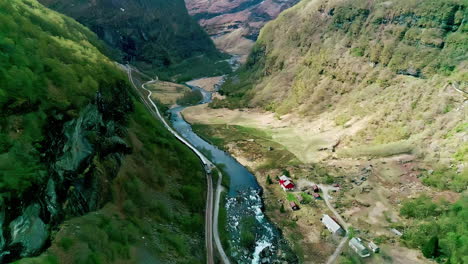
[0,0,467,263]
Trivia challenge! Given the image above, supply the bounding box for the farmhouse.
[321,214,345,236]
[349,237,371,258]
[279,175,295,191]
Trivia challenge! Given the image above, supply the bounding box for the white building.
[321,214,345,236]
[368,241,380,253]
[349,237,371,258]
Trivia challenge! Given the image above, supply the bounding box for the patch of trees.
[176,89,203,106]
[0,0,128,198]
[400,195,468,263]
[422,167,468,192]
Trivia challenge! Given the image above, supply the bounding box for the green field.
[192,124,301,170]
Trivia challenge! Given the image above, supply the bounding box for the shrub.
[280,203,286,213]
[401,196,467,263]
[400,195,443,219]
[240,216,257,249]
[59,237,74,251]
[176,89,203,106]
[422,167,468,192]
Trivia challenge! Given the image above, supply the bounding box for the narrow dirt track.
[320,185,349,264]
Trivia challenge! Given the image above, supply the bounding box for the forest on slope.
[214,0,467,262]
[39,0,231,82]
[1,0,206,263]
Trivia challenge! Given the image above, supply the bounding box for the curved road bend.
[126,66,230,264]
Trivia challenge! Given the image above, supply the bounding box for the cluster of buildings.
[349,238,380,257]
[279,175,323,210]
[278,174,379,259]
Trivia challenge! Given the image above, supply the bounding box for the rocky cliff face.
[39,0,228,80]
[185,0,299,60]
[2,88,132,263]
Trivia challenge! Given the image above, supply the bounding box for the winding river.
[167,76,297,263]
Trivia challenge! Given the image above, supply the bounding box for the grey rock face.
[0,209,5,251]
[54,105,102,180]
[45,179,58,219]
[9,204,48,257]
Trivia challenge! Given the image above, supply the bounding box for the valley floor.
[182,98,455,263]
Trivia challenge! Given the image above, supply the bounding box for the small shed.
[312,184,320,192]
[390,228,403,236]
[368,241,380,253]
[313,193,321,199]
[349,237,371,258]
[290,202,299,211]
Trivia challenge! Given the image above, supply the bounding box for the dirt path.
[321,185,349,264]
[320,185,348,230]
[299,181,349,264]
[326,236,348,264]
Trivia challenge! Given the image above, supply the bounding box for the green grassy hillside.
[18,101,207,264]
[1,0,206,262]
[38,0,231,81]
[0,0,121,199]
[217,0,467,171]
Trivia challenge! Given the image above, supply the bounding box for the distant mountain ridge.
[185,0,299,60]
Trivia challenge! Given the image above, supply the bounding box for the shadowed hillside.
[39,0,231,81]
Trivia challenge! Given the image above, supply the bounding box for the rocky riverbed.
[226,188,298,263]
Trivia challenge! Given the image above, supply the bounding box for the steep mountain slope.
[212,0,467,261]
[185,0,299,60]
[1,0,206,263]
[39,0,230,81]
[218,0,467,167]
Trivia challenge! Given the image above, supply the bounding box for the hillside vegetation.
[216,0,467,175]
[0,0,121,201]
[39,0,231,81]
[1,0,206,262]
[212,0,467,261]
[19,100,207,264]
